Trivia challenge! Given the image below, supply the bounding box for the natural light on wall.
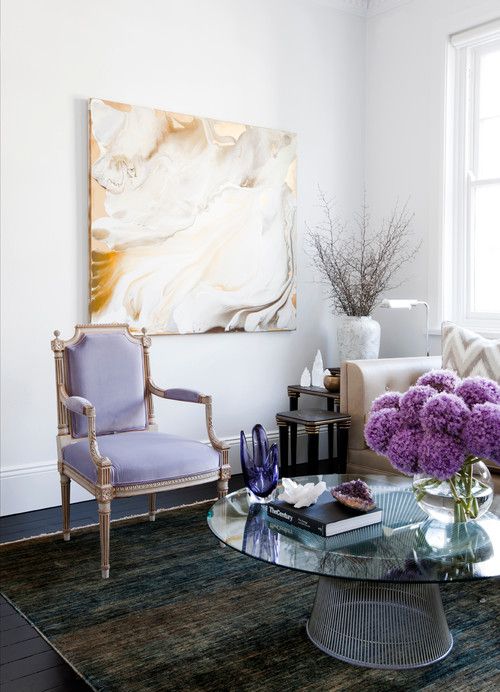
[447,20,500,332]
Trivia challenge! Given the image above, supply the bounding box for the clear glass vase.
[412,459,494,524]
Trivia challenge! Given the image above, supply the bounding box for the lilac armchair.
[51,324,231,578]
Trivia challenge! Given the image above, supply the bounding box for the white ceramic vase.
[337,316,381,363]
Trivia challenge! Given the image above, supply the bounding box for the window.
[445,20,500,333]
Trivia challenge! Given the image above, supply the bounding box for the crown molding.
[366,0,413,18]
[310,0,367,18]
[309,0,413,18]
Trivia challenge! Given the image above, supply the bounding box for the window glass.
[477,50,500,179]
[471,183,500,314]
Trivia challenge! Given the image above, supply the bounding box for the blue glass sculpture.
[240,424,279,501]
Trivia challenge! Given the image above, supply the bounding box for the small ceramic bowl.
[323,373,340,392]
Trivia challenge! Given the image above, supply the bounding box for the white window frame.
[443,19,500,335]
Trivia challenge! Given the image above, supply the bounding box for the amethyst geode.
[331,479,376,512]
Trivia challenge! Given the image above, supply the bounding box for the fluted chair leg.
[98,501,111,579]
[60,474,71,541]
[148,493,157,521]
[217,478,228,498]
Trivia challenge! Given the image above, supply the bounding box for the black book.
[266,491,382,537]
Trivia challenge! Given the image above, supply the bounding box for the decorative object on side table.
[240,424,279,502]
[300,367,312,387]
[323,367,340,392]
[311,349,325,387]
[306,190,420,362]
[364,369,498,523]
[298,350,325,388]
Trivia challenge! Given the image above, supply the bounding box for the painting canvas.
[88,99,297,334]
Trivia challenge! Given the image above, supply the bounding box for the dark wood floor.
[0,476,246,692]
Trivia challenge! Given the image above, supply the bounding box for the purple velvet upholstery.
[65,333,147,438]
[62,432,219,486]
[160,388,203,403]
[65,396,92,415]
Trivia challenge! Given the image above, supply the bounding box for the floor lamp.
[379,299,430,357]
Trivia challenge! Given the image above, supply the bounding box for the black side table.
[287,385,341,464]
[276,409,351,475]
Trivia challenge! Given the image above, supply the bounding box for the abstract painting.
[88,99,297,334]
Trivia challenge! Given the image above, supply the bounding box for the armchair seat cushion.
[62,432,219,486]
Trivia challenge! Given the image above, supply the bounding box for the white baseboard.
[0,429,328,516]
[1,461,94,516]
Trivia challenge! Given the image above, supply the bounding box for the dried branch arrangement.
[306,190,420,317]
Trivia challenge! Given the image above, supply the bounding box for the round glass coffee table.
[207,474,500,670]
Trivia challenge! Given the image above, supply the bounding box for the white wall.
[365,0,500,358]
[0,0,366,514]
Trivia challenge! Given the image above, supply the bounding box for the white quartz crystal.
[280,478,327,508]
[311,349,324,387]
[300,367,311,387]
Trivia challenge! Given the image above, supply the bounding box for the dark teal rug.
[1,503,499,691]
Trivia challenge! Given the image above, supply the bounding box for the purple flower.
[419,432,466,480]
[364,409,401,455]
[399,385,435,428]
[463,402,500,466]
[387,429,424,476]
[371,392,402,413]
[455,377,500,409]
[420,393,470,437]
[416,369,460,393]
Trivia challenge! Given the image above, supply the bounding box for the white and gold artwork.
[89,98,297,334]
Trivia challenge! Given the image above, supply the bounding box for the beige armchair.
[340,356,441,476]
[341,356,499,493]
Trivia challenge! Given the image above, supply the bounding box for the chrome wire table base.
[307,577,453,669]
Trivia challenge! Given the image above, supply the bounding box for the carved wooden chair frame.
[51,323,231,578]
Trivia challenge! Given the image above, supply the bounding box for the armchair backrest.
[340,356,442,451]
[52,324,154,439]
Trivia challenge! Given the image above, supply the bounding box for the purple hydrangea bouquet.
[364,370,499,523]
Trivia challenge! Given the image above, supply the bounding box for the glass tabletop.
[207,474,500,583]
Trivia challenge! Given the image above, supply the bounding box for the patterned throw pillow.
[442,322,500,383]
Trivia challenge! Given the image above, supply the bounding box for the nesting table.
[287,384,341,463]
[276,409,350,474]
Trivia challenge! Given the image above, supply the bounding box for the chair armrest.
[147,382,204,403]
[64,395,93,416]
[203,396,231,453]
[58,387,110,471]
[59,386,94,415]
[147,379,230,453]
[341,356,442,450]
